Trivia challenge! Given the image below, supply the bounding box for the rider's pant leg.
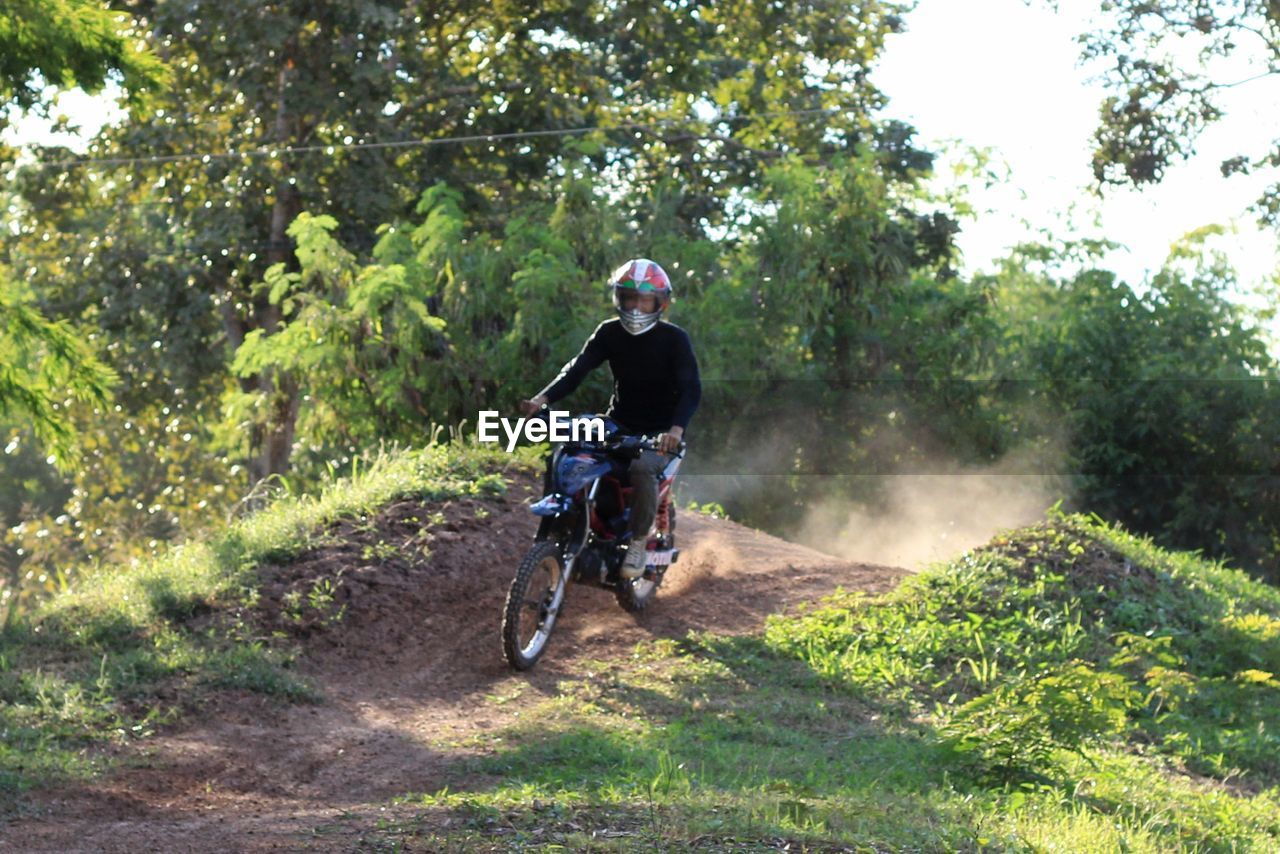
[628,450,668,540]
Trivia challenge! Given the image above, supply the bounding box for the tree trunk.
[831,270,856,390]
[247,54,303,487]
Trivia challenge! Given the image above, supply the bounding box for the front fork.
[535,478,601,582]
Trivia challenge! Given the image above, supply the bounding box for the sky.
[874,0,1280,293]
[5,0,1278,296]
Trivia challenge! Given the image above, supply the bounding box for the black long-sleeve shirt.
[536,319,701,434]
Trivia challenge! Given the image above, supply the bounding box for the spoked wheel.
[614,572,658,613]
[615,505,674,613]
[502,540,568,670]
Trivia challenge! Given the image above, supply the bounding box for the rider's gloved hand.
[519,395,549,416]
[656,426,684,454]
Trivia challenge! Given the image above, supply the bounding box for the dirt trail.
[5,474,907,851]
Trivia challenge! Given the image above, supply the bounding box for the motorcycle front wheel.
[502,540,568,670]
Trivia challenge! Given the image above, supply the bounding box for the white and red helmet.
[608,258,672,335]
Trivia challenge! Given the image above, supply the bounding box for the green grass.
[764,513,1280,787]
[0,441,528,804]
[5,441,1279,850]
[364,512,1280,852]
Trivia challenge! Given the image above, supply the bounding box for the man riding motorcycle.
[520,258,701,579]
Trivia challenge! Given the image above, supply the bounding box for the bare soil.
[3,473,907,851]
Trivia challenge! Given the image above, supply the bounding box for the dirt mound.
[253,483,539,697]
[7,471,907,851]
[987,519,1160,590]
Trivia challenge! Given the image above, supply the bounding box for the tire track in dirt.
[5,472,907,852]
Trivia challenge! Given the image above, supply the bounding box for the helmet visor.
[615,289,659,312]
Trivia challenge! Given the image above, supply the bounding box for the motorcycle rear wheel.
[614,573,658,612]
[502,540,567,670]
[615,505,675,613]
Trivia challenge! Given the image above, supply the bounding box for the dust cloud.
[662,529,735,597]
[679,403,1074,572]
[793,457,1070,570]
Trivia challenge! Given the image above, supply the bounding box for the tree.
[0,0,159,457]
[224,175,690,470]
[987,234,1280,581]
[13,0,923,483]
[0,0,162,115]
[1048,0,1280,221]
[3,1,960,613]
[685,153,987,532]
[0,266,115,464]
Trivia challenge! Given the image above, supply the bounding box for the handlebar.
[603,433,687,458]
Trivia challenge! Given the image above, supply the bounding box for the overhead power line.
[16,107,850,173]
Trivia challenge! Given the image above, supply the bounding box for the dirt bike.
[501,414,684,670]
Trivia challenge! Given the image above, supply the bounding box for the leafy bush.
[988,239,1280,582]
[942,662,1136,778]
[766,512,1280,786]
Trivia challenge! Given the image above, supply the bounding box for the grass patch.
[7,447,1277,850]
[765,512,1280,788]
[382,643,986,851]
[367,512,1280,852]
[0,441,528,803]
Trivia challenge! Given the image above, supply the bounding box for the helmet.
[608,258,672,335]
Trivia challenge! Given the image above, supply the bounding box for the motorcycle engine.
[575,546,604,584]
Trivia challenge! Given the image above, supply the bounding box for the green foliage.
[766,512,1280,785]
[8,0,922,481]
[943,662,1137,777]
[679,153,991,532]
[224,185,617,473]
[220,152,985,537]
[4,0,979,614]
[0,0,164,112]
[0,265,115,464]
[377,616,1280,851]
[0,380,239,623]
[988,237,1280,580]
[684,500,729,519]
[2,434,1279,848]
[1041,0,1280,220]
[3,0,1278,642]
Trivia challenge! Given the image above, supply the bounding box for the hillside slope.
[5,463,905,851]
[7,447,1276,852]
